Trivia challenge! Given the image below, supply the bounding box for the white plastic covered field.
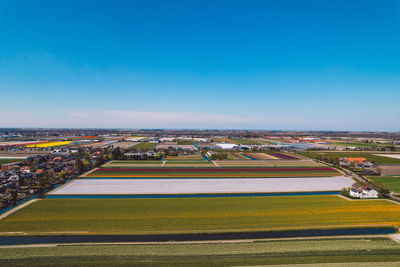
[48,176,354,195]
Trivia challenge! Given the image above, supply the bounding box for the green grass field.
[331,142,400,151]
[370,176,400,193]
[0,159,22,165]
[1,196,400,235]
[299,152,400,164]
[332,142,393,148]
[226,152,240,160]
[176,139,194,145]
[133,142,157,149]
[1,237,400,266]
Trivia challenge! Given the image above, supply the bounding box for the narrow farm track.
[0,199,39,220]
[212,161,220,167]
[0,234,394,248]
[80,167,98,177]
[390,233,400,243]
[0,228,396,245]
[293,152,400,204]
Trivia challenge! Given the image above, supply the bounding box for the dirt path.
[80,168,98,177]
[101,161,113,167]
[390,233,400,243]
[295,152,400,204]
[0,234,393,248]
[337,194,400,205]
[212,161,220,167]
[0,199,39,220]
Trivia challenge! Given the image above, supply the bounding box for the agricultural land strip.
[374,154,400,159]
[378,165,400,176]
[86,167,340,178]
[370,176,400,193]
[1,237,400,266]
[1,196,400,235]
[215,160,323,167]
[299,152,400,164]
[47,176,354,195]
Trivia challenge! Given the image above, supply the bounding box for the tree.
[83,160,92,170]
[112,148,122,160]
[75,158,84,173]
[95,156,105,167]
[58,171,66,180]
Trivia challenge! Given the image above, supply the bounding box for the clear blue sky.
[1,0,399,130]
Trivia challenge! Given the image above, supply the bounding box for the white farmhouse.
[349,184,378,199]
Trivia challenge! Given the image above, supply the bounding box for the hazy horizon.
[1,0,399,131]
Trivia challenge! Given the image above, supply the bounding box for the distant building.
[216,143,239,150]
[339,157,374,168]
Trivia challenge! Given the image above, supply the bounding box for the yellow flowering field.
[0,195,399,235]
[26,141,72,148]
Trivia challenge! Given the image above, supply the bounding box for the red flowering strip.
[96,167,335,172]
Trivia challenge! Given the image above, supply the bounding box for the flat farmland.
[0,151,48,158]
[370,176,400,193]
[48,176,354,195]
[86,167,340,178]
[1,196,400,235]
[103,160,213,168]
[0,158,23,165]
[110,141,139,149]
[228,152,300,160]
[378,165,400,176]
[228,138,272,145]
[104,161,163,168]
[133,142,157,149]
[165,155,203,160]
[374,154,400,160]
[2,238,400,266]
[299,152,400,164]
[164,160,214,167]
[215,160,323,167]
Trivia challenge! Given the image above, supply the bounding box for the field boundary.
[0,227,396,244]
[0,199,39,220]
[390,233,400,243]
[101,161,113,167]
[0,234,394,248]
[80,167,99,177]
[212,161,220,167]
[46,191,342,198]
[337,194,400,205]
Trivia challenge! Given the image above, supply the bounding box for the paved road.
[295,152,400,203]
